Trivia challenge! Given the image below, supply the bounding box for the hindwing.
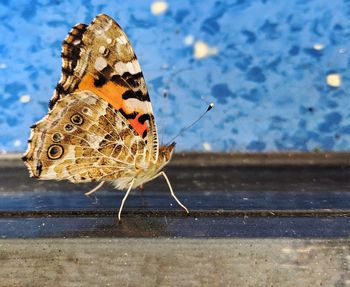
[23,91,150,186]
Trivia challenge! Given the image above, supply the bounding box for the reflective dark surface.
[1,159,350,238]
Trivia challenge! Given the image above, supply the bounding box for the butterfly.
[22,14,189,220]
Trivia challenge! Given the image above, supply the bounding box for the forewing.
[49,14,159,162]
[23,91,147,184]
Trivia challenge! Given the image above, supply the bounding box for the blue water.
[0,0,350,152]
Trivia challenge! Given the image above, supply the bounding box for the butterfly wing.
[49,14,159,163]
[23,91,148,189]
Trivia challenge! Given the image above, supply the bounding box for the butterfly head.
[131,142,175,189]
[158,142,176,165]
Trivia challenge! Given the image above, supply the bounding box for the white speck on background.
[184,35,194,46]
[326,73,342,87]
[13,140,21,147]
[194,41,218,59]
[281,247,293,254]
[203,142,212,151]
[0,63,7,69]
[313,43,324,50]
[151,1,168,15]
[20,94,31,103]
[339,48,347,54]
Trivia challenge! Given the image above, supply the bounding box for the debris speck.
[203,142,212,151]
[20,94,31,103]
[184,35,194,46]
[0,63,7,69]
[313,44,324,51]
[326,73,342,87]
[151,1,168,15]
[13,140,21,147]
[194,41,218,59]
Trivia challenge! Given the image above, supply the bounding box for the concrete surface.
[0,238,349,287]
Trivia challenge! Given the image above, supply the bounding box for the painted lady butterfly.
[22,14,189,220]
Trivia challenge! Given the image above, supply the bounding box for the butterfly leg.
[118,179,135,221]
[159,171,189,214]
[85,181,105,196]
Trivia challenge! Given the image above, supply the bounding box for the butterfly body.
[22,14,188,218]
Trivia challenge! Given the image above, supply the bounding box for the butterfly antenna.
[166,102,214,145]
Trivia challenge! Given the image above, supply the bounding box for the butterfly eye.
[98,46,110,57]
[70,114,84,125]
[47,144,64,160]
[105,134,113,141]
[106,37,115,46]
[82,107,90,114]
[102,48,109,57]
[99,140,108,147]
[64,124,74,132]
[52,132,63,142]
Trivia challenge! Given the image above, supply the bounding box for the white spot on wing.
[114,60,141,75]
[124,98,152,114]
[99,46,106,54]
[117,36,128,45]
[126,62,136,74]
[95,19,113,35]
[114,62,128,74]
[126,61,141,74]
[105,20,113,31]
[133,61,141,73]
[94,57,107,71]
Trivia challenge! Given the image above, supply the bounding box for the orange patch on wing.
[77,74,147,137]
[129,114,147,137]
[78,74,126,110]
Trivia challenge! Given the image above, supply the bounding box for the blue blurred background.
[0,0,350,152]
